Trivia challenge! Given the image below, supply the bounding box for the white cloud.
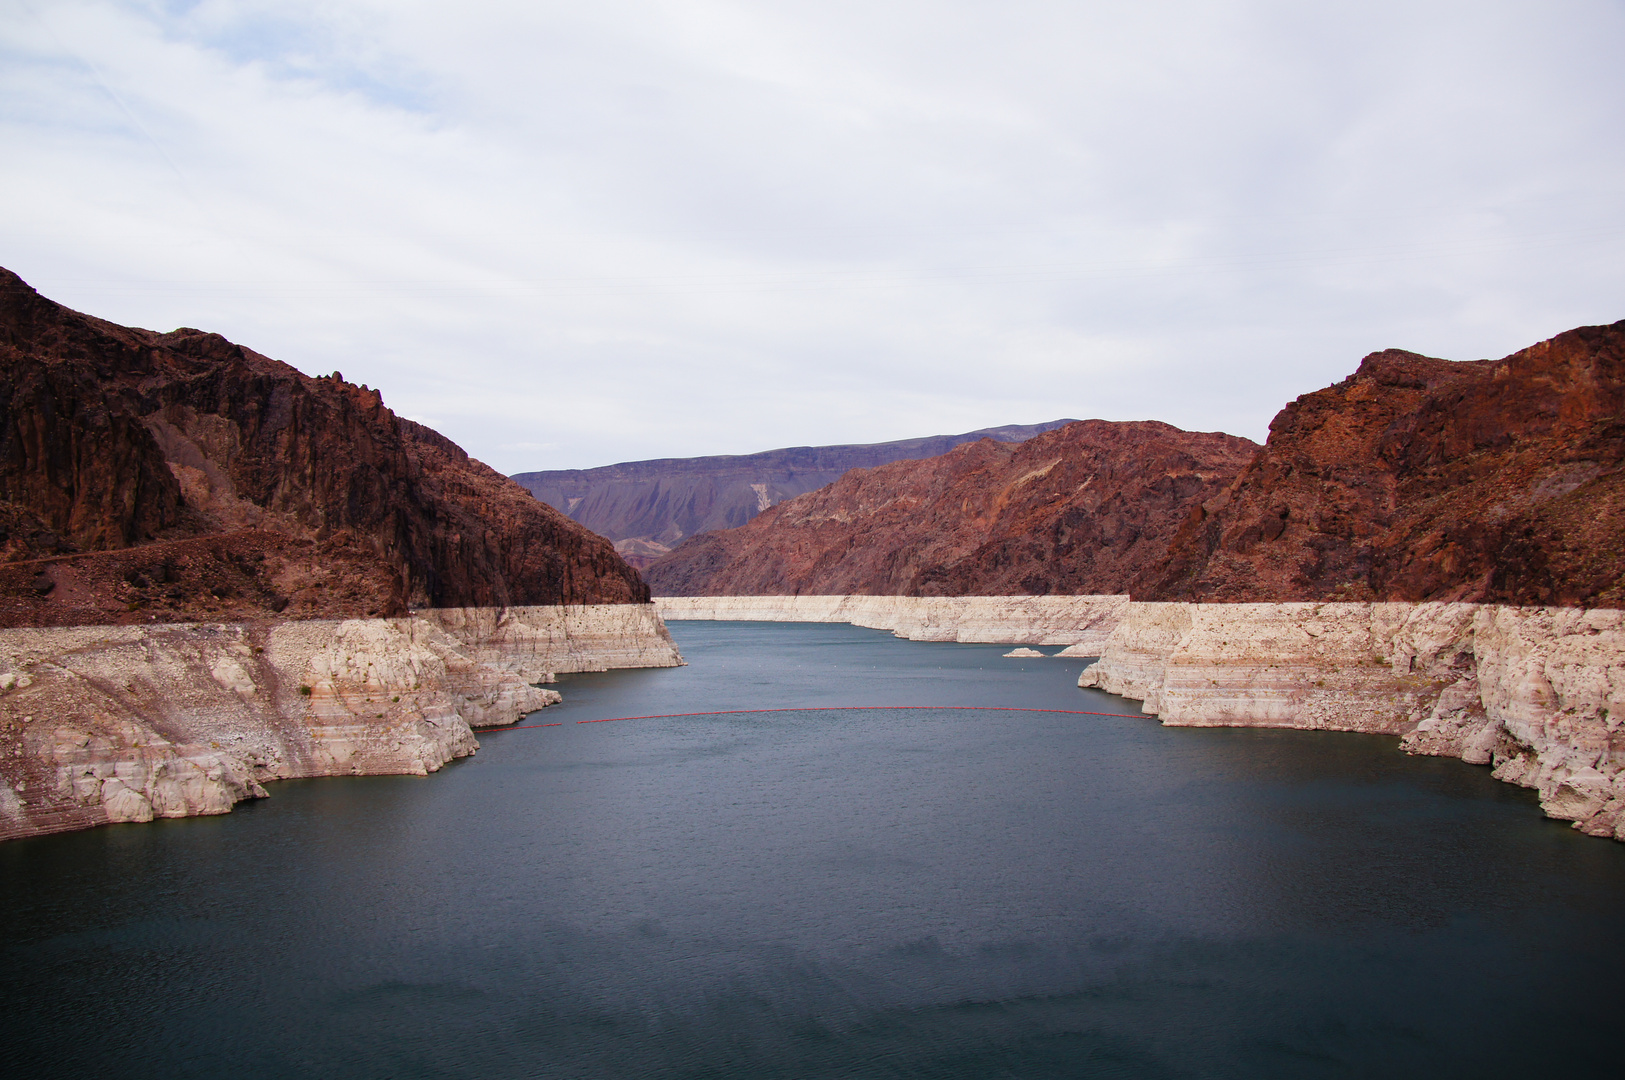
[3,0,1622,470]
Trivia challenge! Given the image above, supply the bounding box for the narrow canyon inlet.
[4,621,1623,1079]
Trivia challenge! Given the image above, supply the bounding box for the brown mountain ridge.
[647,319,1625,607]
[643,420,1259,596]
[1149,320,1625,605]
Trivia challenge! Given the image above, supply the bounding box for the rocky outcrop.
[0,604,683,841]
[1147,321,1625,606]
[0,266,649,625]
[645,421,1257,596]
[513,420,1079,569]
[657,594,1129,649]
[418,602,696,675]
[1079,601,1625,839]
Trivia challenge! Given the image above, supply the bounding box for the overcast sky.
[3,1,1622,473]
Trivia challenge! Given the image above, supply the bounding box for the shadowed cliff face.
[1147,321,1625,606]
[643,421,1259,596]
[0,267,648,625]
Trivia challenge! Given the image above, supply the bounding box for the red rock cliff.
[1146,321,1625,605]
[0,267,648,625]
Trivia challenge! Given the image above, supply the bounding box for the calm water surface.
[3,621,1623,1079]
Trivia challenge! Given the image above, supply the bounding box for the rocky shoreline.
[1080,601,1625,841]
[656,594,1129,650]
[10,592,1622,843]
[0,604,683,841]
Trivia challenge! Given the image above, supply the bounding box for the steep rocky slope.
[0,267,648,625]
[1147,321,1625,605]
[643,420,1258,595]
[512,420,1078,567]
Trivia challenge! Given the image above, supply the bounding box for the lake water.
[3,621,1623,1079]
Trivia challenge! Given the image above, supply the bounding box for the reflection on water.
[3,621,1623,1079]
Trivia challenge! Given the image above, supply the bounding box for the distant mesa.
[1003,647,1046,657]
[0,266,648,626]
[511,420,1079,569]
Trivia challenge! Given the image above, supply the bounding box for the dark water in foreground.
[3,621,1623,1079]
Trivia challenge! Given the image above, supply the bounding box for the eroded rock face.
[1148,322,1625,605]
[0,604,684,841]
[644,421,1257,596]
[0,267,649,625]
[1078,601,1625,840]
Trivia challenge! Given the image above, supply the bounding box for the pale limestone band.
[8,596,1621,844]
[0,604,684,841]
[655,594,1129,649]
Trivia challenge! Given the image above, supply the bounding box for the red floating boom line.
[490,704,1141,733]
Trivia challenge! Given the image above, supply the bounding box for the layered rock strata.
[1079,601,1625,840]
[0,604,682,841]
[656,594,1129,649]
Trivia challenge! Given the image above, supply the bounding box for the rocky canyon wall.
[0,604,682,841]
[1146,321,1625,605]
[644,321,1625,608]
[0,266,650,625]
